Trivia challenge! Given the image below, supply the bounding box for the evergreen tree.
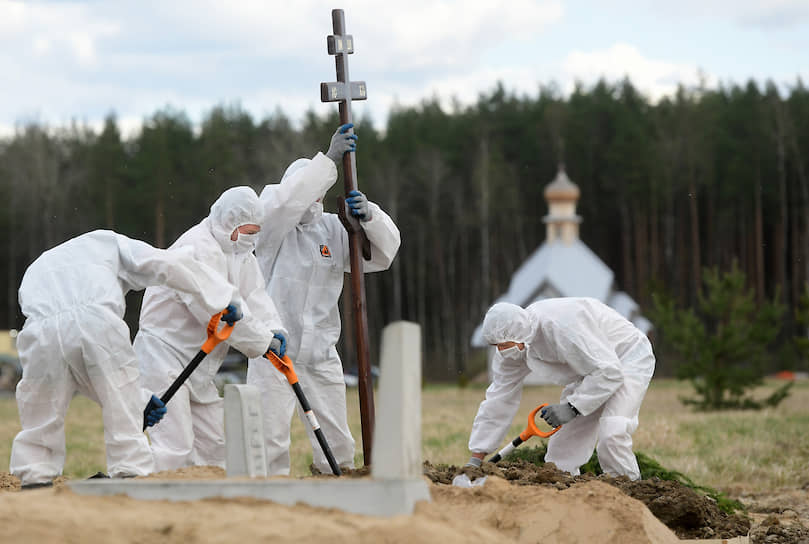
[651,263,791,410]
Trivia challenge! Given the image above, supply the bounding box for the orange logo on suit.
[320,244,332,258]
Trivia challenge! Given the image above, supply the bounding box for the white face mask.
[233,231,258,254]
[300,201,323,224]
[499,345,525,360]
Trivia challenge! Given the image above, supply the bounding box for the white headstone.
[224,384,267,478]
[372,321,422,480]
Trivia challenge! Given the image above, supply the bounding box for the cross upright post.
[320,8,375,466]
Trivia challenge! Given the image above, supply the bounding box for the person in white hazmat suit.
[134,187,288,471]
[247,124,401,475]
[466,298,655,480]
[10,230,237,488]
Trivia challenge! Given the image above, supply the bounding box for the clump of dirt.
[422,460,751,539]
[0,472,20,491]
[1,473,68,492]
[749,514,809,544]
[309,464,371,478]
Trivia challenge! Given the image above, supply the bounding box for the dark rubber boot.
[21,481,53,490]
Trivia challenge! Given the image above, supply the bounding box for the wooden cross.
[320,8,375,466]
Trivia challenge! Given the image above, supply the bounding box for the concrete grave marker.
[372,321,423,480]
[224,384,267,478]
[69,321,431,516]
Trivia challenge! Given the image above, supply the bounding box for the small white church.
[470,165,652,384]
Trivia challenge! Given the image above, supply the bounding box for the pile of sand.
[425,459,752,539]
[0,470,679,543]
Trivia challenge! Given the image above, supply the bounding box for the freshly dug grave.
[7,463,805,543]
[0,468,680,543]
[423,459,752,540]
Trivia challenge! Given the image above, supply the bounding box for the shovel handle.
[265,350,341,475]
[264,351,299,384]
[143,308,236,431]
[488,436,524,463]
[487,403,562,464]
[519,403,562,441]
[291,382,342,476]
[201,310,235,353]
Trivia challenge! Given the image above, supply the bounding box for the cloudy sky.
[1,0,807,136]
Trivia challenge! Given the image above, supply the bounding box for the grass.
[1,378,807,495]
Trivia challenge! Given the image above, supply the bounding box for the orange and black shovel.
[488,403,562,463]
[142,308,238,431]
[264,350,342,476]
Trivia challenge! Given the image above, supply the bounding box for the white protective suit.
[10,230,234,485]
[247,153,401,475]
[468,298,655,480]
[135,187,286,471]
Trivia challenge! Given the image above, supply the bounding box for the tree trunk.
[478,137,490,309]
[650,179,660,286]
[774,100,789,303]
[688,178,701,302]
[105,176,115,229]
[754,167,765,303]
[386,166,402,320]
[619,197,634,295]
[633,204,648,303]
[156,185,166,248]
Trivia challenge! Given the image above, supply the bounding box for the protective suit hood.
[282,158,324,224]
[208,187,265,254]
[481,302,533,345]
[282,158,312,182]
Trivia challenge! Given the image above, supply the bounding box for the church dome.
[544,167,580,201]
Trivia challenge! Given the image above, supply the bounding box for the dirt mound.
[0,470,679,544]
[422,460,751,539]
[609,475,750,540]
[427,475,680,543]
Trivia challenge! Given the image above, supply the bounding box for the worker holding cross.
[247,124,401,475]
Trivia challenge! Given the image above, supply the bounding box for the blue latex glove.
[325,123,358,163]
[267,332,287,358]
[540,402,579,427]
[346,190,372,221]
[144,395,167,428]
[221,302,243,325]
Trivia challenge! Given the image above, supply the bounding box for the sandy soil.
[423,460,809,543]
[425,460,752,540]
[1,464,806,543]
[0,467,679,543]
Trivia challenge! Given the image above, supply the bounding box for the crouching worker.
[135,187,288,472]
[10,230,237,488]
[466,298,655,480]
